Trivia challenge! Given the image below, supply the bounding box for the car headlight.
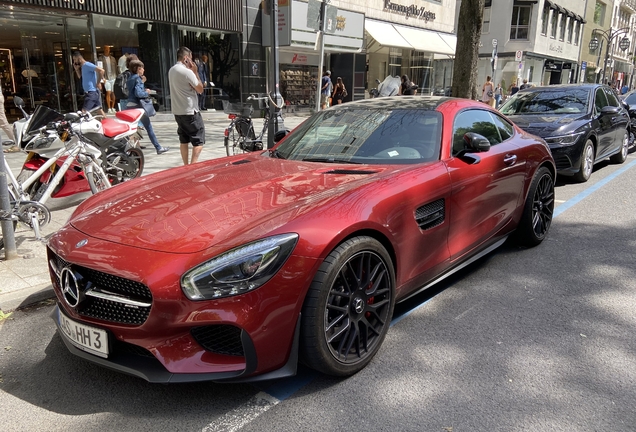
[544,131,585,146]
[181,233,299,301]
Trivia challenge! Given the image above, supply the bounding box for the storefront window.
[0,5,91,118]
[409,51,433,95]
[389,48,402,78]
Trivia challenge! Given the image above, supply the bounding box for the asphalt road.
[1,152,636,432]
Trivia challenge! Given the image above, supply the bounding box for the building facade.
[478,0,587,93]
[0,0,242,119]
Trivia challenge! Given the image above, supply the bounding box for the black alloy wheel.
[516,166,554,247]
[301,237,395,376]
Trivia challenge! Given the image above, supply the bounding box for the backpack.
[114,70,131,99]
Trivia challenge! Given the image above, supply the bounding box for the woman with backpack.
[126,59,169,154]
[331,77,347,104]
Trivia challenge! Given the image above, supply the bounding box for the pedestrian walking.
[331,77,347,104]
[320,70,332,110]
[481,76,495,107]
[72,51,106,117]
[1,76,18,153]
[494,82,503,108]
[126,59,169,155]
[508,79,519,97]
[168,46,205,165]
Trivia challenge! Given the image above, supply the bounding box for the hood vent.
[231,159,251,165]
[325,169,377,175]
[415,199,445,230]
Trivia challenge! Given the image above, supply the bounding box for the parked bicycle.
[1,112,113,250]
[223,95,290,156]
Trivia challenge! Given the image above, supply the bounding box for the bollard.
[0,135,19,260]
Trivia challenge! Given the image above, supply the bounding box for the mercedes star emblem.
[60,267,80,307]
[75,239,88,248]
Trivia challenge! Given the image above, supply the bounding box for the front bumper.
[47,225,319,383]
[52,305,302,383]
[548,138,586,176]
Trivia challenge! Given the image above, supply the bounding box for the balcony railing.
[621,0,636,13]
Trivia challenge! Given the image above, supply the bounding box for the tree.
[451,0,485,100]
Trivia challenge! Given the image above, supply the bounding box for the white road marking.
[202,392,280,432]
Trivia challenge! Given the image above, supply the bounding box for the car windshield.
[624,92,636,106]
[275,108,442,164]
[500,89,590,115]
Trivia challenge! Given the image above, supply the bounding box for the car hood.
[69,156,396,253]
[506,113,588,137]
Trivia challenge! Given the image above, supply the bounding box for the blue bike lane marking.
[205,157,636,431]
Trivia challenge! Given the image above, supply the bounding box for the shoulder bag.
[139,98,156,117]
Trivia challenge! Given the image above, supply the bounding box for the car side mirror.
[464,132,491,153]
[14,96,25,108]
[601,105,620,115]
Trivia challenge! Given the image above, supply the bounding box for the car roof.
[328,96,456,111]
[518,83,601,92]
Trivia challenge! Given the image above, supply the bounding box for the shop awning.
[365,19,457,56]
[365,19,412,50]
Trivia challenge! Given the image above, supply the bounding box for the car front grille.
[191,325,244,356]
[48,247,153,326]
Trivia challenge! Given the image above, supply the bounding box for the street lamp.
[590,28,631,84]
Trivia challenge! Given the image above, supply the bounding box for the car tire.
[300,236,395,376]
[609,130,629,164]
[515,166,554,247]
[573,139,595,183]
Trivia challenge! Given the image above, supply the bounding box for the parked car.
[48,97,555,383]
[620,90,636,150]
[500,84,630,182]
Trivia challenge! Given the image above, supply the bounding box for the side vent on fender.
[415,199,445,230]
[231,159,251,165]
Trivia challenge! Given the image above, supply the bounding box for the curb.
[0,283,55,312]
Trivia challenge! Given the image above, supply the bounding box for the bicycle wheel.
[86,164,111,194]
[226,125,246,156]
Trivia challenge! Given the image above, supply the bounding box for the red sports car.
[48,97,555,382]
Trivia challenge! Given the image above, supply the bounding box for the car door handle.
[503,154,517,166]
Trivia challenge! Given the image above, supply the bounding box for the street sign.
[306,0,321,31]
[492,38,497,48]
[515,50,523,62]
[324,4,338,34]
[492,56,498,70]
[581,61,587,70]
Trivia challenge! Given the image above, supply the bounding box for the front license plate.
[57,307,109,358]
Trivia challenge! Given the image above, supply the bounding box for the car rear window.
[276,108,442,164]
[500,88,590,115]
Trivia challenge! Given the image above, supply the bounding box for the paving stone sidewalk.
[0,110,309,312]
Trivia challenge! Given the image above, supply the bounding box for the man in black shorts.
[168,46,205,165]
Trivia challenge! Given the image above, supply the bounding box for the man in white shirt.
[168,46,205,165]
[118,52,128,74]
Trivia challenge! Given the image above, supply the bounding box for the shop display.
[280,66,316,108]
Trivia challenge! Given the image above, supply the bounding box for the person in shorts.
[72,51,105,117]
[168,46,205,165]
[320,70,332,110]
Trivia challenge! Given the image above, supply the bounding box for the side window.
[603,88,619,107]
[452,109,502,155]
[594,88,608,113]
[489,113,515,141]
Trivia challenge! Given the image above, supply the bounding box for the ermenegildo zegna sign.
[383,0,436,21]
[3,0,242,31]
